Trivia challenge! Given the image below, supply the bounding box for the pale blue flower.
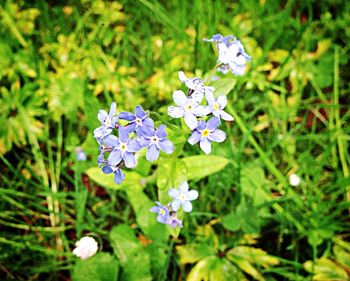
[75,147,87,161]
[93,102,118,140]
[167,90,210,130]
[166,214,183,228]
[205,92,234,121]
[139,125,174,162]
[204,34,251,76]
[188,117,226,154]
[168,182,199,212]
[118,105,154,135]
[101,163,125,184]
[178,71,214,103]
[150,202,170,224]
[103,127,141,168]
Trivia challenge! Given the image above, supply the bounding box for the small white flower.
[72,236,98,260]
[289,174,301,187]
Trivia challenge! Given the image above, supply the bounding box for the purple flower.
[167,90,210,130]
[150,202,170,224]
[178,71,214,102]
[168,182,199,213]
[103,127,141,168]
[93,102,118,141]
[166,214,183,228]
[139,125,174,162]
[205,92,234,121]
[204,34,251,76]
[118,105,154,135]
[188,117,226,154]
[101,163,125,184]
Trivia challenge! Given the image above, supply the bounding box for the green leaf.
[72,253,119,281]
[304,258,348,280]
[85,167,143,190]
[236,198,261,234]
[176,244,216,264]
[182,155,229,180]
[109,224,152,281]
[210,78,236,96]
[333,245,350,270]
[221,212,241,232]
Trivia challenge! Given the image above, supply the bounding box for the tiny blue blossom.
[93,102,118,141]
[150,201,170,224]
[103,127,141,168]
[188,117,226,154]
[75,147,87,161]
[139,125,174,162]
[178,71,214,102]
[118,105,154,135]
[168,182,199,213]
[101,163,125,184]
[167,90,210,130]
[204,34,251,76]
[205,92,234,121]
[167,214,183,228]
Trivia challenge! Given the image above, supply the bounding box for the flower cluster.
[150,182,198,227]
[94,102,174,184]
[204,33,251,75]
[168,71,233,154]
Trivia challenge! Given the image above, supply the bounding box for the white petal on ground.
[72,237,98,260]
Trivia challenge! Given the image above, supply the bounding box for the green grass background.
[0,0,350,280]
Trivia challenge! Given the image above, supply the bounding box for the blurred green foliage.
[0,0,350,280]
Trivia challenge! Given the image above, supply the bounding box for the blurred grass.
[0,0,350,280]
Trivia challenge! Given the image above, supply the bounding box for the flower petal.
[205,91,215,106]
[118,127,130,143]
[191,92,204,103]
[135,105,146,118]
[156,124,167,139]
[146,144,160,162]
[137,137,150,147]
[207,116,220,130]
[217,95,227,108]
[168,188,180,198]
[168,106,185,118]
[188,190,199,200]
[143,117,155,128]
[194,105,211,117]
[171,199,181,211]
[114,169,125,184]
[179,182,189,193]
[127,139,141,152]
[97,110,108,123]
[109,102,117,117]
[103,135,120,147]
[118,111,135,121]
[123,151,136,168]
[200,138,212,154]
[182,201,193,212]
[150,206,159,213]
[178,71,188,83]
[173,90,188,106]
[208,129,226,143]
[158,140,174,154]
[140,125,155,138]
[188,131,201,145]
[102,165,113,174]
[219,110,234,121]
[196,120,206,131]
[184,113,198,130]
[108,149,122,166]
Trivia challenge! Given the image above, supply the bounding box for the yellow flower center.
[201,129,210,137]
[135,118,142,125]
[214,103,219,111]
[159,209,166,215]
[180,194,186,201]
[120,144,126,150]
[104,118,111,126]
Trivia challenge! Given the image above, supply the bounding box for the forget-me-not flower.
[188,117,226,154]
[204,34,251,76]
[150,201,170,224]
[93,102,118,141]
[103,127,141,168]
[118,105,154,135]
[75,147,87,161]
[205,92,234,121]
[167,214,183,228]
[168,182,199,212]
[101,162,125,184]
[139,124,174,162]
[178,71,214,103]
[167,90,210,130]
